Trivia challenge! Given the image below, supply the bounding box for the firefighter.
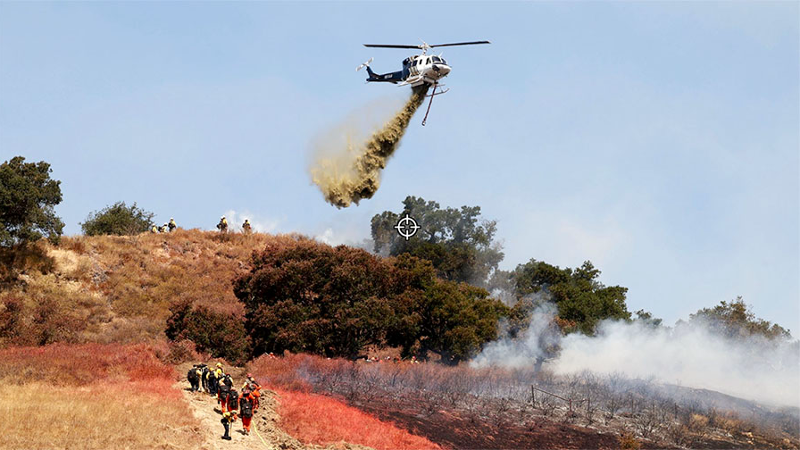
[168,218,177,232]
[239,387,257,435]
[242,373,261,410]
[227,386,239,415]
[222,373,234,390]
[150,225,158,233]
[199,364,209,392]
[206,366,218,396]
[218,375,232,413]
[187,364,202,392]
[220,410,237,441]
[217,216,228,232]
[242,219,252,234]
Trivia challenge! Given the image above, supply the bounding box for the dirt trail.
[177,364,372,450]
[180,383,307,450]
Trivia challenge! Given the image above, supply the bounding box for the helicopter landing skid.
[421,83,448,126]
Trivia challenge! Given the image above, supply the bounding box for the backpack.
[187,368,198,383]
[219,382,231,396]
[240,395,254,418]
[227,389,239,411]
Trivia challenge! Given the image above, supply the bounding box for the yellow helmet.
[216,362,223,368]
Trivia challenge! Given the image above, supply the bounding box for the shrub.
[619,432,642,450]
[165,299,251,364]
[0,296,26,344]
[81,201,155,236]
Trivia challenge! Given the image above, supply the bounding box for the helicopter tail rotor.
[356,57,374,72]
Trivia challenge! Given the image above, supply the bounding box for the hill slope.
[1,229,293,346]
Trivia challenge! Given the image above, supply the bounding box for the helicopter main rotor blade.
[429,41,491,48]
[363,44,423,49]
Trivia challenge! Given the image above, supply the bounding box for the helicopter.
[356,40,490,125]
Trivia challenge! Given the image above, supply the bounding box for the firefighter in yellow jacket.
[217,216,228,232]
[220,410,237,441]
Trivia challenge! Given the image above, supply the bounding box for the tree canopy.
[232,237,508,363]
[81,201,155,236]
[509,259,630,335]
[0,156,64,247]
[690,297,791,341]
[371,196,504,286]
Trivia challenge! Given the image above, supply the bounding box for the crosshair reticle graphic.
[394,214,420,241]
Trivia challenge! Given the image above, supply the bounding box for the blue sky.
[1,2,798,333]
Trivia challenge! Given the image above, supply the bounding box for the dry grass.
[0,343,173,385]
[2,230,302,346]
[275,388,441,450]
[0,344,204,450]
[0,381,203,450]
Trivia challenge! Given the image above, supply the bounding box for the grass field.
[0,344,204,450]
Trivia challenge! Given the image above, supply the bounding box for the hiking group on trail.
[187,362,262,441]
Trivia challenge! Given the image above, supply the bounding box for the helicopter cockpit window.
[432,56,441,63]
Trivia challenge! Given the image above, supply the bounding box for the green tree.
[510,259,630,335]
[371,196,504,286]
[0,156,64,247]
[0,156,64,280]
[388,278,509,364]
[633,309,663,328]
[233,238,508,361]
[233,238,415,358]
[81,201,155,236]
[690,297,791,341]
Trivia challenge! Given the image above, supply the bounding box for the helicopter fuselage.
[365,54,451,86]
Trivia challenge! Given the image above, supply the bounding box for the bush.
[234,238,508,361]
[619,432,642,450]
[81,201,155,236]
[155,339,202,365]
[165,299,251,364]
[0,296,26,344]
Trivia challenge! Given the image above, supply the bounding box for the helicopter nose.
[433,64,451,77]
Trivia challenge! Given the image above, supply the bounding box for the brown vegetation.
[0,229,294,347]
[0,344,204,450]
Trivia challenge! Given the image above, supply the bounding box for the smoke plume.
[310,85,429,208]
[472,302,800,408]
[472,296,560,368]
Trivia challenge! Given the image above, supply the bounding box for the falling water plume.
[310,85,429,208]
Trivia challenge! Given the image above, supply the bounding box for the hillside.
[1,230,798,449]
[1,229,287,346]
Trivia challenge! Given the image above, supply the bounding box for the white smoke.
[550,318,800,408]
[472,299,560,368]
[473,302,800,408]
